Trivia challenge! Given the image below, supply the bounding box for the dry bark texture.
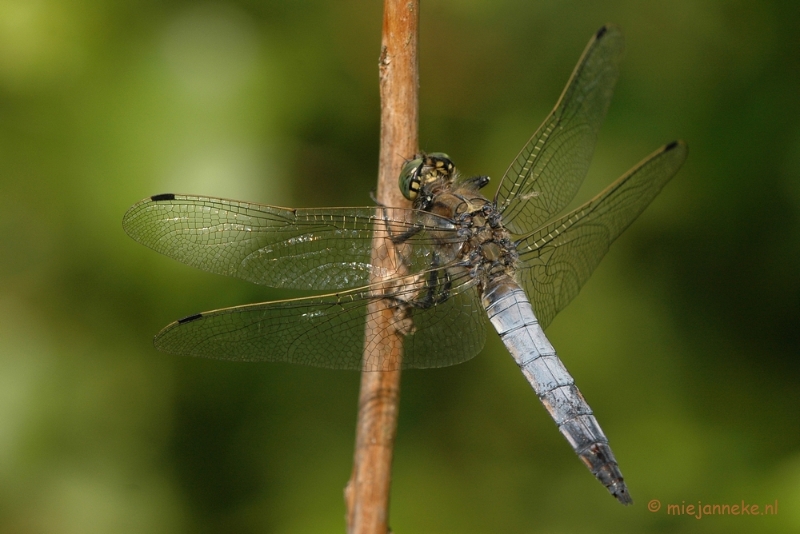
[345,1,419,533]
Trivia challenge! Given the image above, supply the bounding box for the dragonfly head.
[399,152,455,202]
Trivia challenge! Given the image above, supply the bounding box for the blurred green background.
[1,0,798,532]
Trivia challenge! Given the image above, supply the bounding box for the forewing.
[154,267,486,371]
[494,25,624,235]
[123,194,459,291]
[515,141,687,329]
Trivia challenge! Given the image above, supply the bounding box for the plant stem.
[345,1,419,533]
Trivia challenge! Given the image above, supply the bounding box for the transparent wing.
[123,194,460,290]
[515,141,687,329]
[494,25,624,235]
[154,267,486,371]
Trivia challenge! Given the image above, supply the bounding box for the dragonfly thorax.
[398,153,517,285]
[455,198,519,287]
[426,183,519,288]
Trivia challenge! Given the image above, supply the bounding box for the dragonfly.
[123,25,687,505]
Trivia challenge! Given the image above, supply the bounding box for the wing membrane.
[123,194,460,290]
[494,25,624,235]
[154,267,486,371]
[515,141,688,329]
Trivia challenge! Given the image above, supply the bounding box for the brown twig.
[344,1,419,533]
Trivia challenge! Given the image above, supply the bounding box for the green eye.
[399,157,423,200]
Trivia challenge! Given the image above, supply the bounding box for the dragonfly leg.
[462,174,490,191]
[411,253,453,309]
[420,268,452,307]
[381,250,452,312]
[373,203,424,248]
[369,189,382,206]
[373,204,427,275]
[388,224,423,247]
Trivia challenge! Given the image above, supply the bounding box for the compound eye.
[399,157,423,200]
[426,152,454,175]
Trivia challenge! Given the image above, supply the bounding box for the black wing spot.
[665,140,679,151]
[596,25,608,39]
[178,313,203,324]
[151,193,176,202]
